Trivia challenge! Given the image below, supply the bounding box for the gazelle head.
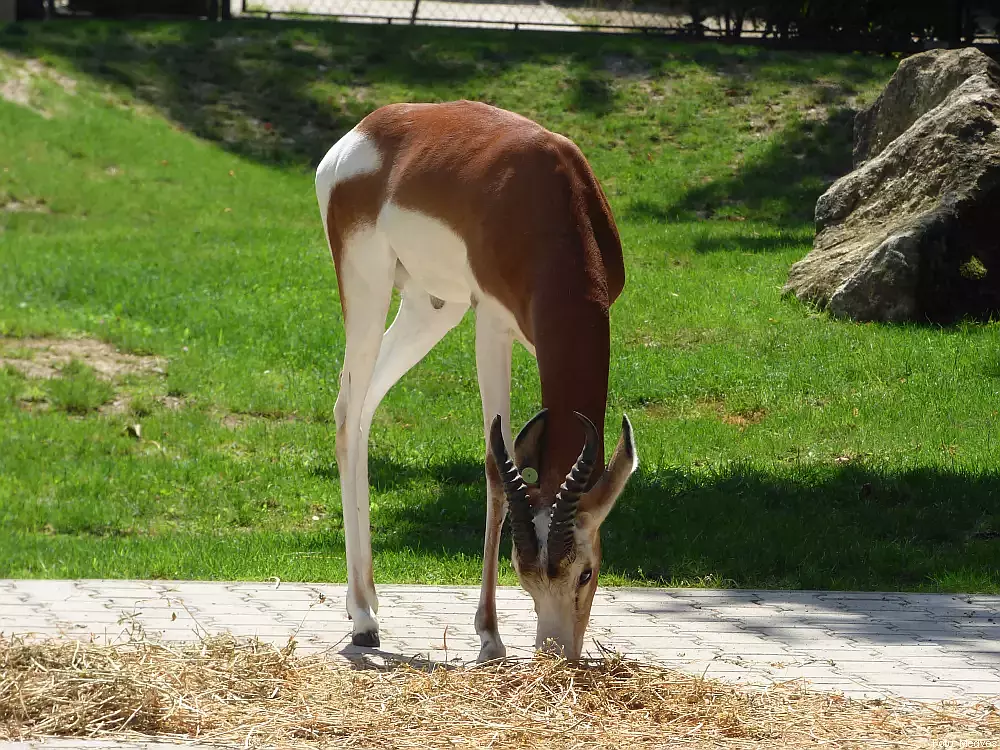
[489,410,638,660]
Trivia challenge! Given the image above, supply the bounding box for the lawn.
[1,21,998,592]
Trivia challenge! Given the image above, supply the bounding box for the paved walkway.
[3,579,1000,710]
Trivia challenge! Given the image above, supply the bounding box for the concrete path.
[4,579,999,748]
[3,579,1000,704]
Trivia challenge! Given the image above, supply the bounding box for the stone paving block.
[962,595,1000,605]
[663,589,762,599]
[12,580,87,600]
[773,611,884,622]
[634,647,724,661]
[700,605,782,617]
[763,664,860,681]
[918,667,1000,683]
[837,670,943,687]
[803,625,904,638]
[226,585,324,602]
[869,644,961,657]
[194,612,300,626]
[745,626,847,640]
[950,682,1000,697]
[79,579,162,589]
[965,617,1000,628]
[891,655,982,669]
[375,589,481,603]
[888,622,966,636]
[608,598,694,612]
[604,587,690,599]
[818,592,910,601]
[861,684,971,701]
[934,638,1000,650]
[701,642,797,657]
[585,619,674,630]
[947,652,1000,667]
[699,615,826,628]
[666,621,752,632]
[73,584,157,597]
[783,647,882,660]
[618,633,709,647]
[666,659,767,680]
[753,592,835,602]
[830,601,925,613]
[688,630,788,645]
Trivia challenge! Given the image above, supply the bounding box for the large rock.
[853,48,1000,168]
[784,48,1000,323]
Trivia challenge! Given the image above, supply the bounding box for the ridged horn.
[547,411,599,572]
[489,415,538,567]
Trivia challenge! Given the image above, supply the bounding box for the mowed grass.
[1,21,998,592]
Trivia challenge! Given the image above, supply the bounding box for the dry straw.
[1,633,998,749]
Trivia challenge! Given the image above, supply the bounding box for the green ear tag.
[521,467,538,485]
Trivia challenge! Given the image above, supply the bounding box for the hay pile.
[1,634,997,749]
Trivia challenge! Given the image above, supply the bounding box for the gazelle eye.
[578,569,593,587]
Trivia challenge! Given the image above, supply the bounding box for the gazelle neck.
[531,270,612,495]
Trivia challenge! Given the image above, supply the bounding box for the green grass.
[43,360,117,415]
[1,21,998,592]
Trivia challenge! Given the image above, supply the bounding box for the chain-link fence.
[237,0,1000,42]
[236,0,778,34]
[19,0,1000,44]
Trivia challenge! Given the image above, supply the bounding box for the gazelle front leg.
[474,311,513,662]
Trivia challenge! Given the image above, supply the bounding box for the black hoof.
[352,630,380,648]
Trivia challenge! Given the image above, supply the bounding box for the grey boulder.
[784,48,1000,323]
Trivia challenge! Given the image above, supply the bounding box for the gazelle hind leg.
[473,310,514,662]
[333,228,395,647]
[354,274,469,618]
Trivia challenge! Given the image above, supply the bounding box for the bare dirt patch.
[721,407,767,428]
[0,56,77,118]
[0,337,165,381]
[642,397,767,428]
[698,397,767,429]
[2,196,51,214]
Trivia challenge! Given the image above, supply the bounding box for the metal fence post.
[409,0,420,24]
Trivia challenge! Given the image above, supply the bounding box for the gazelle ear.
[513,408,548,485]
[579,414,638,527]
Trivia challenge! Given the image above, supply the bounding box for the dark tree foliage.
[61,0,211,16]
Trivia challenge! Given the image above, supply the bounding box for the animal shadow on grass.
[359,456,1000,595]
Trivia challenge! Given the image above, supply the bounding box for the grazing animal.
[315,100,638,661]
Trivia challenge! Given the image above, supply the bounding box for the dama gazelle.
[315,100,638,661]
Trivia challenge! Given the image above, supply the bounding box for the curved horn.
[547,411,599,571]
[489,415,538,566]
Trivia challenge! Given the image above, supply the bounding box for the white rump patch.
[315,127,383,232]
